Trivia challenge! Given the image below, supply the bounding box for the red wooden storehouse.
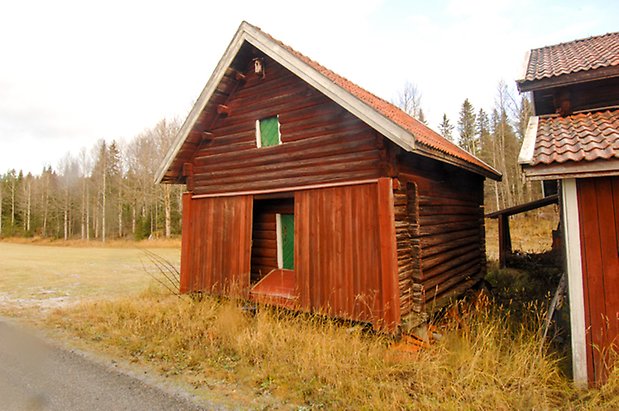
[517,32,619,385]
[157,22,501,331]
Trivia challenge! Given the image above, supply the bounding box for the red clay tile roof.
[531,109,619,165]
[522,32,619,82]
[253,25,498,178]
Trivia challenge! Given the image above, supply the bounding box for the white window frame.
[275,213,283,269]
[255,115,282,148]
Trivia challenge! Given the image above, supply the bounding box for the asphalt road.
[0,320,206,411]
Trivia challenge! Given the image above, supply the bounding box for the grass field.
[0,242,180,313]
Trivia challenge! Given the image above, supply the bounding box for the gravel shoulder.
[0,319,211,411]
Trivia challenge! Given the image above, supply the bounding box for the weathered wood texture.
[398,154,486,316]
[189,56,384,195]
[181,195,253,296]
[295,180,400,329]
[393,179,424,326]
[532,76,619,116]
[577,176,619,385]
[250,211,277,283]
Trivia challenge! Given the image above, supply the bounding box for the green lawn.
[0,242,180,311]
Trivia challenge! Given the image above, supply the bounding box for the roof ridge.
[530,31,619,53]
[155,21,501,184]
[248,24,497,176]
[254,25,414,122]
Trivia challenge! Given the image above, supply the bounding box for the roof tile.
[523,32,619,82]
[531,109,619,165]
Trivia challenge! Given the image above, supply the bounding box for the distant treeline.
[0,118,184,240]
[395,80,541,210]
[1,82,539,240]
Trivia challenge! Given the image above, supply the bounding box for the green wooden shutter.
[280,214,294,270]
[260,117,279,147]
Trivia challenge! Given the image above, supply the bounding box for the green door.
[280,214,294,270]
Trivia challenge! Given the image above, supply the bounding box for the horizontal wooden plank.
[252,238,277,249]
[195,144,379,182]
[252,230,276,240]
[421,234,481,259]
[418,220,481,237]
[420,228,480,248]
[193,169,381,195]
[421,242,480,272]
[422,250,480,281]
[195,152,381,187]
[194,130,378,168]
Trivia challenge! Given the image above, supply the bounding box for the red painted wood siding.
[180,195,253,296]
[577,176,619,385]
[190,56,384,195]
[295,180,400,329]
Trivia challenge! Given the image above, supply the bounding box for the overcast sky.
[1,0,617,174]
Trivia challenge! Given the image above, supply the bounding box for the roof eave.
[517,64,619,92]
[415,144,502,181]
[515,50,531,87]
[155,22,254,184]
[241,24,417,153]
[523,158,619,180]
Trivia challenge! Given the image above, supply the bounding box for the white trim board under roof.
[155,21,500,184]
[518,116,538,165]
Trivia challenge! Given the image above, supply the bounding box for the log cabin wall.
[189,55,385,195]
[177,50,488,330]
[250,198,294,283]
[397,154,486,322]
[393,179,425,327]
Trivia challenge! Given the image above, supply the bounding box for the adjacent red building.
[157,22,500,331]
[518,31,619,385]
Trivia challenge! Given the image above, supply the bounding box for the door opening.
[249,196,298,307]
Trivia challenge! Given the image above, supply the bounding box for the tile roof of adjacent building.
[526,109,619,166]
[520,32,619,83]
[252,24,498,178]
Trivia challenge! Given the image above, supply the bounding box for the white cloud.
[0,0,617,172]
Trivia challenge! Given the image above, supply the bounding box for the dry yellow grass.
[45,291,619,410]
[5,217,619,409]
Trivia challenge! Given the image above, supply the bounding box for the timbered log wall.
[250,211,277,283]
[189,56,384,195]
[250,199,294,283]
[393,180,425,326]
[397,155,486,323]
[176,50,489,331]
